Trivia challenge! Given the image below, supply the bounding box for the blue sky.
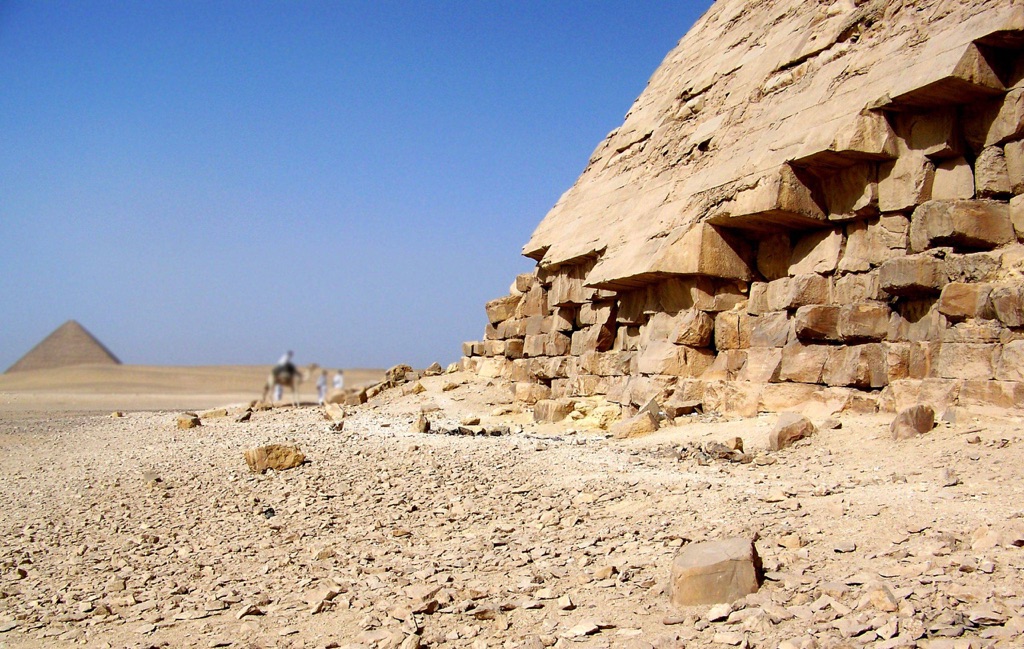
[0,1,712,370]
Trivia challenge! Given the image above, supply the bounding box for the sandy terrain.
[0,365,385,413]
[0,369,1023,649]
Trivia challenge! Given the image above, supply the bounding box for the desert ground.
[0,366,1022,649]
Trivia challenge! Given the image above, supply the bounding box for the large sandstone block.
[534,399,574,423]
[523,335,547,358]
[789,229,842,276]
[838,303,891,342]
[975,145,1012,198]
[756,234,791,281]
[713,311,751,350]
[965,87,1024,150]
[938,282,994,320]
[766,274,830,311]
[485,295,522,325]
[936,343,996,381]
[614,326,641,351]
[959,380,1024,409]
[820,162,878,220]
[878,146,934,212]
[793,305,840,342]
[909,200,1014,253]
[736,348,782,383]
[748,311,791,348]
[931,157,976,201]
[997,340,1024,382]
[580,351,634,377]
[654,223,755,281]
[779,343,829,384]
[888,300,947,342]
[990,284,1024,327]
[701,349,747,381]
[549,265,596,306]
[706,164,826,231]
[822,344,888,388]
[672,309,714,347]
[747,281,769,315]
[904,108,962,158]
[879,254,947,297]
[1005,140,1024,194]
[570,324,614,356]
[577,301,615,327]
[834,272,885,303]
[610,409,660,439]
[668,538,762,607]
[637,341,711,377]
[516,284,548,318]
[514,382,551,405]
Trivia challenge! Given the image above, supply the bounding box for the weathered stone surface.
[779,343,829,384]
[938,282,993,320]
[789,229,842,276]
[756,234,791,281]
[176,413,201,429]
[668,538,761,607]
[748,311,790,348]
[878,254,947,296]
[610,410,659,439]
[936,343,995,380]
[822,344,888,388]
[996,340,1024,381]
[931,157,976,201]
[514,382,551,405]
[534,399,574,423]
[485,295,521,325]
[766,274,830,312]
[879,145,934,212]
[890,405,935,440]
[244,444,306,473]
[838,303,891,342]
[990,284,1024,327]
[909,200,1014,253]
[713,311,751,350]
[769,413,815,451]
[975,145,1012,197]
[672,310,714,347]
[793,305,840,342]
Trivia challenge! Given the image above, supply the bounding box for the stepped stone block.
[748,311,791,348]
[904,108,961,158]
[516,284,548,318]
[834,272,885,303]
[909,200,1014,253]
[936,343,996,380]
[823,344,888,388]
[756,234,791,281]
[514,273,536,293]
[959,380,1024,409]
[879,145,934,212]
[614,326,640,351]
[570,325,613,356]
[996,341,1024,381]
[1004,140,1024,194]
[779,343,830,384]
[580,351,634,377]
[552,307,575,332]
[838,303,891,342]
[879,254,948,296]
[794,305,840,342]
[713,311,751,350]
[737,348,782,383]
[671,309,715,347]
[654,223,755,281]
[766,274,830,311]
[523,335,547,358]
[702,350,747,381]
[888,300,948,342]
[514,382,551,405]
[485,295,521,324]
[820,162,878,221]
[549,265,595,306]
[931,158,976,201]
[975,146,1012,197]
[840,217,908,272]
[938,282,994,320]
[578,301,614,326]
[504,339,525,360]
[707,165,826,232]
[965,87,1024,150]
[990,284,1024,326]
[534,399,574,423]
[789,229,842,276]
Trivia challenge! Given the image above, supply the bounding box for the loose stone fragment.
[244,444,306,473]
[769,413,815,451]
[668,537,762,606]
[177,413,201,429]
[890,405,935,440]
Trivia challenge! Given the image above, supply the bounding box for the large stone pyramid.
[463,0,1024,417]
[6,320,121,373]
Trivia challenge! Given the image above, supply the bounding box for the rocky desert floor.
[0,370,1023,649]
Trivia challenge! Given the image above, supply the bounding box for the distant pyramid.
[6,320,121,373]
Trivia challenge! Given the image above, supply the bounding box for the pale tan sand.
[0,364,384,413]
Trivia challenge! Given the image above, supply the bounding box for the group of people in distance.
[267,351,344,406]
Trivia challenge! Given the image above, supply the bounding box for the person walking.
[317,370,328,405]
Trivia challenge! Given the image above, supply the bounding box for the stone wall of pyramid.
[6,321,121,373]
[462,0,1024,417]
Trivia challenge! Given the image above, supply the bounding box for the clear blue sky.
[0,1,712,370]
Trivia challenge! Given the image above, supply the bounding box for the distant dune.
[0,364,385,413]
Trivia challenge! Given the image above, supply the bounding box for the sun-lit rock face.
[465,0,1024,417]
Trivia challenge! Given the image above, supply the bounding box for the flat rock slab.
[669,537,762,606]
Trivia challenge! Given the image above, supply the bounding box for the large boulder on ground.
[244,444,306,473]
[769,413,815,451]
[669,537,762,607]
[534,399,574,423]
[610,410,660,439]
[890,405,935,440]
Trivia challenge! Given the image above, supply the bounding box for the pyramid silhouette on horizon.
[6,320,121,373]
